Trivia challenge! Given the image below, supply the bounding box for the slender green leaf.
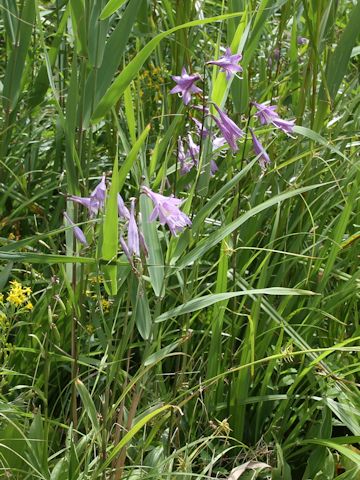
[99,0,128,19]
[156,288,317,323]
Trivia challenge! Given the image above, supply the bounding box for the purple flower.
[68,195,100,217]
[63,212,88,246]
[120,235,132,264]
[128,199,140,256]
[253,101,295,134]
[141,186,192,236]
[191,117,209,138]
[139,231,149,257]
[91,174,106,208]
[117,194,130,221]
[272,117,296,133]
[207,47,242,80]
[191,104,210,115]
[178,137,193,175]
[273,47,280,60]
[187,134,200,165]
[297,36,307,45]
[250,128,270,170]
[212,103,244,152]
[210,160,218,176]
[68,175,107,217]
[170,67,202,105]
[212,136,227,151]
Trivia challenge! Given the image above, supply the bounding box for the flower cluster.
[65,176,192,265]
[3,280,33,310]
[170,46,296,173]
[64,44,297,266]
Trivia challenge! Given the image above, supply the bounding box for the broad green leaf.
[155,288,317,323]
[75,379,100,435]
[99,0,128,19]
[91,12,244,122]
[131,277,152,340]
[140,194,164,297]
[102,155,119,295]
[27,412,47,475]
[69,0,87,56]
[144,339,183,367]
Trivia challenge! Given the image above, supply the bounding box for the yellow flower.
[100,298,111,313]
[0,293,3,303]
[7,291,26,306]
[85,324,94,335]
[90,275,104,284]
[25,302,33,311]
[6,281,32,307]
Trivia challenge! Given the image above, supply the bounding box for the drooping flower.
[210,160,218,176]
[139,231,149,257]
[211,103,244,152]
[191,104,210,115]
[170,67,202,105]
[68,175,107,217]
[253,101,295,134]
[117,194,130,221]
[127,199,140,257]
[212,136,227,151]
[120,235,131,264]
[91,174,107,208]
[178,137,193,175]
[191,117,209,138]
[250,128,270,170]
[68,195,100,217]
[187,134,200,165]
[209,136,227,176]
[63,212,88,246]
[207,47,243,80]
[272,117,296,133]
[141,186,192,236]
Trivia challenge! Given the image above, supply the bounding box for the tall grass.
[0,1,360,479]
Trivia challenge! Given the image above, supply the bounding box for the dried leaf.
[228,461,271,480]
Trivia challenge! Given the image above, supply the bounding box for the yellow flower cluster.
[100,298,111,313]
[90,275,104,284]
[139,64,167,100]
[6,280,33,309]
